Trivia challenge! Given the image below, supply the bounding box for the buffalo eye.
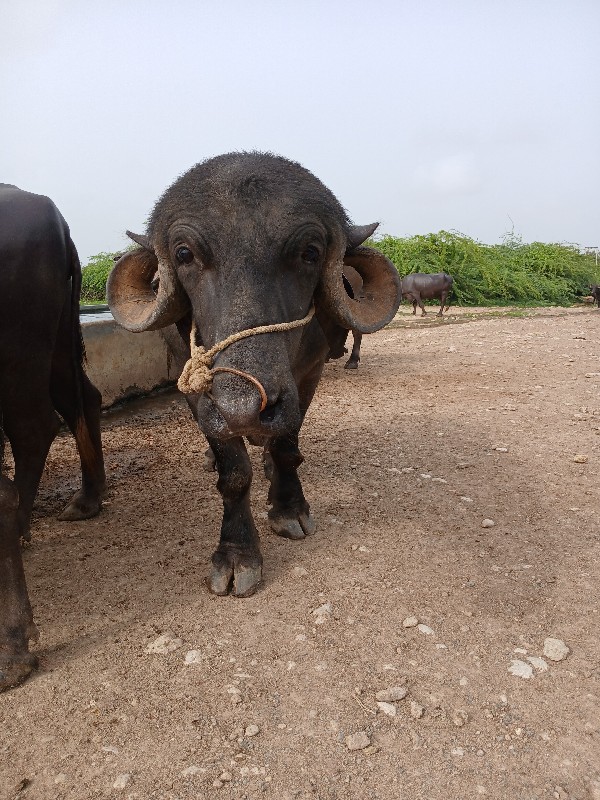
[301,245,321,264]
[175,246,194,265]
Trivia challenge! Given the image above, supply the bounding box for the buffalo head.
[108,153,400,439]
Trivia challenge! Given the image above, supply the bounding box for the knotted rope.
[177,306,315,410]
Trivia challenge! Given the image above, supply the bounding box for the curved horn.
[106,234,190,332]
[317,225,401,334]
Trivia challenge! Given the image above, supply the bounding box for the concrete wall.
[82,318,176,407]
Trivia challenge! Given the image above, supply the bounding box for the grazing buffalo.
[0,184,106,691]
[590,284,600,307]
[401,271,453,316]
[108,152,401,598]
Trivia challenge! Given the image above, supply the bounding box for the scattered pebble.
[460,496,473,503]
[113,774,131,790]
[312,603,332,624]
[494,446,509,453]
[345,731,371,751]
[402,616,419,628]
[543,637,570,662]
[144,632,183,655]
[508,659,534,679]
[376,701,397,717]
[573,454,588,464]
[184,649,202,664]
[417,624,434,635]
[431,477,448,484]
[527,655,549,672]
[452,710,468,727]
[181,766,206,777]
[410,701,424,719]
[481,519,495,528]
[245,724,260,737]
[292,566,308,577]
[451,747,465,757]
[375,686,408,702]
[219,771,232,782]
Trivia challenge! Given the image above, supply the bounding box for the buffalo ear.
[107,243,190,332]
[346,222,379,250]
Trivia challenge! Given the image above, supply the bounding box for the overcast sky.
[2,0,598,263]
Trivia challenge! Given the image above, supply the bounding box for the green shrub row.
[370,231,599,306]
[80,233,599,306]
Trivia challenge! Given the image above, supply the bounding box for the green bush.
[370,231,599,306]
[80,252,120,304]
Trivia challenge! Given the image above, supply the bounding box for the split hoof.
[208,551,263,597]
[269,510,316,540]
[344,360,359,370]
[58,488,103,521]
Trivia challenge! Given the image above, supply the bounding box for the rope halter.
[177,306,316,411]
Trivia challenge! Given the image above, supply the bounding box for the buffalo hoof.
[58,488,103,521]
[344,360,359,370]
[268,510,316,540]
[208,550,263,598]
[0,650,38,692]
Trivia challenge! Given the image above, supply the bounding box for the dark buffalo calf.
[0,184,106,691]
[108,152,401,598]
[401,272,453,317]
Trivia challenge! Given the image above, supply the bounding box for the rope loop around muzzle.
[177,306,316,410]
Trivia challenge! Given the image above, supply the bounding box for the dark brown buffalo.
[0,184,106,691]
[401,271,453,316]
[108,152,401,598]
[590,284,600,307]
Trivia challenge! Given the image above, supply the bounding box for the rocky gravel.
[1,305,599,800]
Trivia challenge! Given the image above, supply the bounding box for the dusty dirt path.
[2,307,599,800]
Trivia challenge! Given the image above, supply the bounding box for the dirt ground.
[1,306,599,800]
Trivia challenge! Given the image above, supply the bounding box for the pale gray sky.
[2,0,599,262]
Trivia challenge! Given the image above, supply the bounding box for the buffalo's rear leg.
[437,291,449,317]
[3,371,61,541]
[50,316,106,520]
[0,471,39,691]
[208,436,263,597]
[267,433,315,540]
[344,331,362,370]
[52,373,106,520]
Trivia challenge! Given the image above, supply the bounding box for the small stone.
[508,659,534,679]
[494,446,509,453]
[212,779,224,788]
[452,710,468,727]
[292,566,308,577]
[184,649,203,664]
[358,545,370,552]
[481,519,495,528]
[219,772,232,782]
[345,731,371,751]
[410,701,424,719]
[312,603,332,624]
[460,496,473,503]
[113,774,131,790]
[451,747,465,757]
[54,774,67,784]
[543,638,570,662]
[145,632,183,655]
[527,655,549,672]
[402,616,418,628]
[375,686,408,702]
[573,454,588,463]
[245,724,260,737]
[181,766,206,777]
[417,624,434,635]
[376,701,397,717]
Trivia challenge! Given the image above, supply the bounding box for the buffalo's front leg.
[207,436,263,598]
[0,475,38,691]
[344,331,363,370]
[267,433,315,540]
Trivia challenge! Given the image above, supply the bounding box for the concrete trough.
[81,313,176,407]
